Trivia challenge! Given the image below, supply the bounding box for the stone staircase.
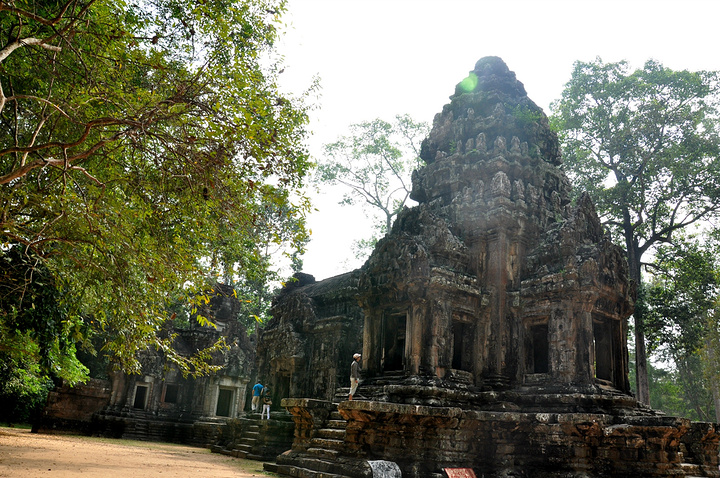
[212,412,295,462]
[271,396,372,478]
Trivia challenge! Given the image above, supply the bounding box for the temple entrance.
[133,384,148,409]
[452,319,473,372]
[593,316,621,386]
[531,323,549,373]
[382,310,406,372]
[215,387,234,417]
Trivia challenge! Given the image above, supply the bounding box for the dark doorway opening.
[452,320,472,371]
[593,319,613,382]
[133,385,148,409]
[531,323,549,373]
[382,311,406,372]
[216,388,233,417]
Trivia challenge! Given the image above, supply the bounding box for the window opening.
[163,384,179,404]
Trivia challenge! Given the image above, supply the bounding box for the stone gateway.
[270,57,719,478]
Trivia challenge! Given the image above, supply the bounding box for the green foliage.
[0,0,314,379]
[0,349,55,425]
[644,234,720,420]
[316,114,428,260]
[551,58,720,258]
[645,236,719,359]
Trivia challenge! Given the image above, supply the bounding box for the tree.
[551,58,720,405]
[316,114,428,259]
[0,0,313,380]
[644,236,719,420]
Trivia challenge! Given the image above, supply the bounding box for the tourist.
[349,353,361,400]
[251,380,263,412]
[261,388,272,419]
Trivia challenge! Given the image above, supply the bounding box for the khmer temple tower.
[269,57,719,477]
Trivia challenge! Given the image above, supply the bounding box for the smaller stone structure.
[41,283,257,447]
[36,378,111,434]
[257,271,364,404]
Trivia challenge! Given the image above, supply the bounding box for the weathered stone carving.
[275,57,720,477]
[257,271,364,402]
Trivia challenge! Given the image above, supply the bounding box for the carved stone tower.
[358,56,632,398]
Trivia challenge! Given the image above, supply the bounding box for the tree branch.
[0,37,61,63]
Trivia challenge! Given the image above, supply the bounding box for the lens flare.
[459,72,478,92]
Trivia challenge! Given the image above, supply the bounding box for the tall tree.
[316,114,428,259]
[0,0,313,379]
[645,236,720,420]
[551,58,720,405]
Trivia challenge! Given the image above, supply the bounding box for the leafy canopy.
[551,58,720,262]
[0,0,314,380]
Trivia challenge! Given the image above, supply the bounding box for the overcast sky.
[275,0,720,281]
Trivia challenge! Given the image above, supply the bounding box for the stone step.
[327,419,347,429]
[231,449,248,459]
[679,462,701,474]
[276,454,365,478]
[309,437,345,451]
[306,447,340,459]
[239,437,257,446]
[316,428,345,440]
[276,464,350,478]
[235,443,253,453]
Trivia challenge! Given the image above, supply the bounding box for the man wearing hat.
[349,353,361,400]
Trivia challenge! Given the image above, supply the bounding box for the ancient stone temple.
[40,283,257,446]
[273,57,720,477]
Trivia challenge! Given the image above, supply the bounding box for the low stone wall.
[36,379,111,434]
[92,411,224,447]
[340,401,720,477]
[281,398,720,478]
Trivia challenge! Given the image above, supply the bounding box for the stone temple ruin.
[264,57,720,477]
[41,284,260,445]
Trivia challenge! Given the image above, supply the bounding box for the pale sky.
[276,0,720,281]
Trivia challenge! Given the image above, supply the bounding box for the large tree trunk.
[626,236,650,405]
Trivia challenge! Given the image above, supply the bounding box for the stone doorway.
[381,309,406,372]
[215,387,234,417]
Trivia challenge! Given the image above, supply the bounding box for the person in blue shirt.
[251,381,264,412]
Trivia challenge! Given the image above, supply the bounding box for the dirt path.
[0,427,275,478]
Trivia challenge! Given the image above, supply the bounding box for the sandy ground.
[0,427,274,478]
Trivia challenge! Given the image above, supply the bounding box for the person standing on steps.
[251,380,263,412]
[261,388,272,419]
[349,353,361,400]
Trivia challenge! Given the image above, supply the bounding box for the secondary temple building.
[264,57,720,477]
[40,284,257,444]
